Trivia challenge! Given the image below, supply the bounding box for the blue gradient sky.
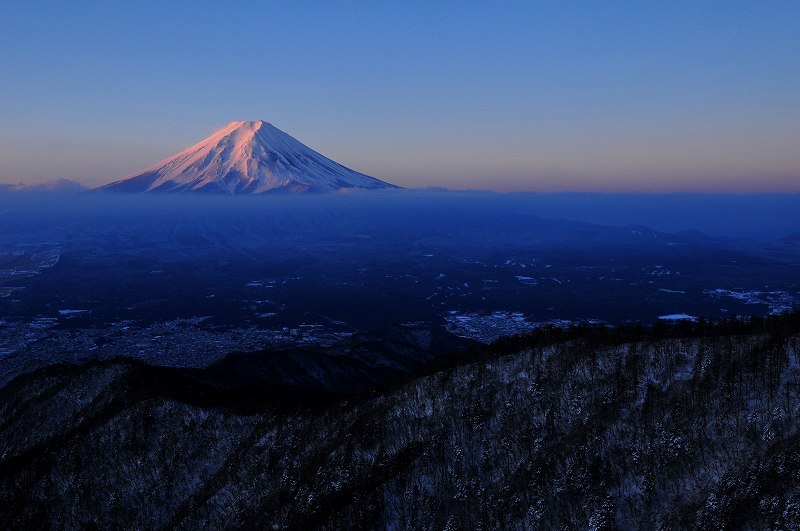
[1,1,799,191]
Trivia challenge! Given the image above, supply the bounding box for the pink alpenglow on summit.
[101,120,398,194]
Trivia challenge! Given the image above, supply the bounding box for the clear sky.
[1,1,799,192]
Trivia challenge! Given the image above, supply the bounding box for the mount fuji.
[100,120,398,194]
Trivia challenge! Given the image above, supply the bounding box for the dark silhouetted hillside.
[2,314,800,529]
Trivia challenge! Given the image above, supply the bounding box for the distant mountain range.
[100,120,398,194]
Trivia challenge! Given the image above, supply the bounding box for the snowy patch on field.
[658,314,698,322]
[704,288,796,315]
[58,309,89,317]
[444,311,535,342]
[444,310,601,343]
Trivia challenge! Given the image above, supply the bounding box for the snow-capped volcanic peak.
[101,120,398,194]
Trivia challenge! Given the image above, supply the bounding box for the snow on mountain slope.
[100,120,398,194]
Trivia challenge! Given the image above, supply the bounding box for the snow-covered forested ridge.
[2,313,800,528]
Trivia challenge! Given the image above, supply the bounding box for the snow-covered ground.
[658,313,698,322]
[444,310,599,343]
[705,288,796,315]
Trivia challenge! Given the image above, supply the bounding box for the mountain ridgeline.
[100,120,398,194]
[3,314,800,529]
